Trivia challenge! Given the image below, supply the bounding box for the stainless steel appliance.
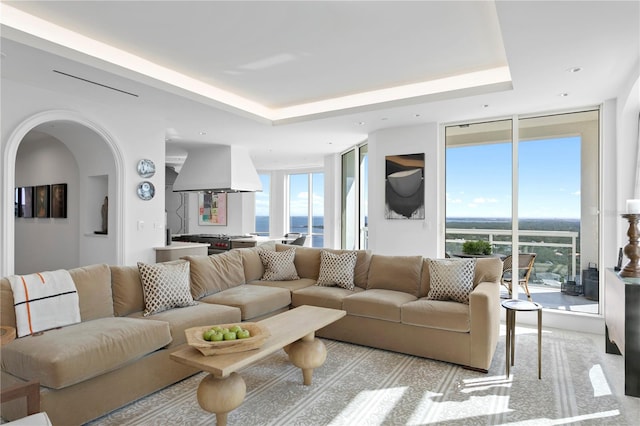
[172,234,248,255]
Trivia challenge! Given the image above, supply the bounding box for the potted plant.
[462,240,492,256]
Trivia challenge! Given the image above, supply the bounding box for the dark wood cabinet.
[604,269,640,397]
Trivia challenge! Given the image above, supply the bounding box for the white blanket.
[8,269,81,337]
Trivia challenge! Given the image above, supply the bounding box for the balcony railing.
[445,228,579,280]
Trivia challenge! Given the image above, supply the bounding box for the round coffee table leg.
[287,333,327,385]
[197,372,246,426]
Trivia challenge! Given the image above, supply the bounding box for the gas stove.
[172,234,249,254]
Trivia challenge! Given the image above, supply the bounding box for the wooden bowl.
[185,322,270,356]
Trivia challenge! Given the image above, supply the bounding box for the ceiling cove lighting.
[1,4,512,124]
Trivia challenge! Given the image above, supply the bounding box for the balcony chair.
[289,235,307,246]
[501,253,537,300]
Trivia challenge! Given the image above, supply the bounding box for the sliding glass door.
[445,110,600,313]
[341,143,368,250]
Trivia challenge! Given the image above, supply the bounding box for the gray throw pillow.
[316,250,357,290]
[426,258,476,304]
[258,249,300,281]
[137,260,197,316]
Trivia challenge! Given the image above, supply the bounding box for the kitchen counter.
[154,242,210,262]
[230,236,282,249]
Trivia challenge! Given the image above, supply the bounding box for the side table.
[502,299,542,379]
[1,325,16,346]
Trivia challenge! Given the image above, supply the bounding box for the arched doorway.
[1,110,124,276]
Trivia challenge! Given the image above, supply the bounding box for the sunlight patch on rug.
[87,332,629,426]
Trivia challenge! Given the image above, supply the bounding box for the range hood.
[172,145,262,193]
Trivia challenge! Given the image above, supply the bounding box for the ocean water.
[256,216,324,247]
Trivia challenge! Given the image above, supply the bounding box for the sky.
[255,173,324,217]
[446,136,581,218]
[256,136,581,220]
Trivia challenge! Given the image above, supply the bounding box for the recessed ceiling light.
[559,93,569,97]
[415,114,421,118]
[199,131,207,135]
[357,121,365,126]
[381,117,388,121]
[482,104,489,108]
[567,66,583,73]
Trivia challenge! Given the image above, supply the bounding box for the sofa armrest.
[468,280,501,370]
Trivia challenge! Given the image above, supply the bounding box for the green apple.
[230,325,243,333]
[223,331,237,340]
[202,329,216,341]
[237,329,250,339]
[211,332,224,342]
[211,326,223,332]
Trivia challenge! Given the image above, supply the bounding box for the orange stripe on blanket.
[19,276,34,335]
[36,272,45,283]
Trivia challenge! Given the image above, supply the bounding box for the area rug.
[87,331,627,425]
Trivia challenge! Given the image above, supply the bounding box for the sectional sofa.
[0,244,502,425]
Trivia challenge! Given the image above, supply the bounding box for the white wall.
[14,136,79,274]
[367,124,440,257]
[1,79,166,275]
[323,153,341,249]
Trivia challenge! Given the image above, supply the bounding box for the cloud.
[446,193,462,203]
[473,197,498,204]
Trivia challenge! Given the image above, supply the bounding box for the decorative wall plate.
[137,159,156,178]
[137,181,155,200]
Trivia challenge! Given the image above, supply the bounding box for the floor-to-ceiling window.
[445,109,600,314]
[341,143,368,249]
[254,174,270,236]
[289,172,324,247]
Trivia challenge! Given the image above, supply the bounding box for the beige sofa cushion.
[126,302,241,347]
[474,257,504,286]
[200,285,291,320]
[291,286,365,310]
[111,265,145,317]
[276,244,321,280]
[1,317,171,389]
[367,255,423,296]
[183,251,246,299]
[1,264,113,328]
[69,264,114,321]
[273,245,372,288]
[236,247,266,282]
[343,289,417,322]
[401,298,470,332]
[250,278,316,292]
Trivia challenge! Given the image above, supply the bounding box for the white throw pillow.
[8,270,81,337]
[258,249,299,281]
[316,250,357,290]
[426,258,476,304]
[137,261,197,316]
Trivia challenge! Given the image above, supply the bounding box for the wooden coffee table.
[170,305,346,426]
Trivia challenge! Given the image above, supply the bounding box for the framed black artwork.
[35,185,50,218]
[51,183,67,218]
[385,153,425,219]
[16,187,34,218]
